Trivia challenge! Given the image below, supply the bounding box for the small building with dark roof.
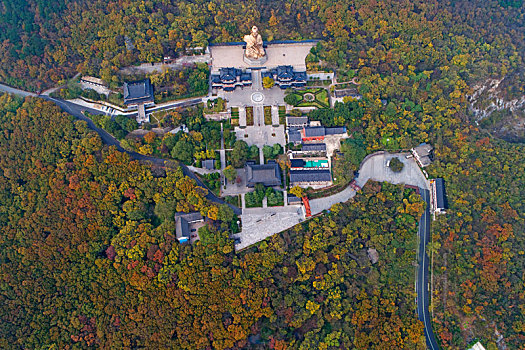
[290,169,332,187]
[202,159,216,170]
[286,116,309,129]
[245,161,282,187]
[301,143,327,154]
[211,67,251,91]
[431,178,447,214]
[288,130,302,144]
[411,143,434,167]
[325,127,347,135]
[123,79,154,106]
[175,212,204,244]
[287,194,302,205]
[290,159,305,169]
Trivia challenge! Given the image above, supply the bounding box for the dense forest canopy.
[0,0,524,348]
[0,0,524,93]
[0,94,426,348]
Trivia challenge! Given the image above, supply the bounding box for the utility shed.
[202,159,216,170]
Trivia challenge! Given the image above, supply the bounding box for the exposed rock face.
[243,26,265,59]
[467,77,525,142]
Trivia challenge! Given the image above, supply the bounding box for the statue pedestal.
[243,54,267,66]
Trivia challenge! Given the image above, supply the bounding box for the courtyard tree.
[290,185,305,198]
[277,154,291,171]
[389,157,404,173]
[249,145,259,160]
[223,165,237,183]
[263,76,275,89]
[262,145,274,160]
[284,93,300,106]
[231,140,249,168]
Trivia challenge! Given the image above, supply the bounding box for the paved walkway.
[120,54,211,75]
[0,83,37,97]
[235,206,305,250]
[237,152,429,249]
[187,165,218,175]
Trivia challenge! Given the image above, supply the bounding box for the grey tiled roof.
[325,127,346,135]
[414,143,433,157]
[288,130,302,142]
[290,170,331,183]
[123,79,154,105]
[246,162,281,186]
[304,127,326,137]
[202,159,216,170]
[175,212,204,238]
[286,116,308,126]
[302,143,326,152]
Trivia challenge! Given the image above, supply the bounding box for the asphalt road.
[2,82,438,343]
[417,189,440,350]
[0,83,240,215]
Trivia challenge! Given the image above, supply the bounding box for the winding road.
[417,189,441,350]
[1,82,438,347]
[0,83,240,215]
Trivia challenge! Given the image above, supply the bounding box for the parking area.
[234,206,305,250]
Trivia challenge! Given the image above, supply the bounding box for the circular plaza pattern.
[304,93,315,102]
[251,92,265,103]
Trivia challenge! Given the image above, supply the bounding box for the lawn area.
[231,117,239,126]
[224,195,241,208]
[284,88,329,109]
[264,106,272,125]
[278,105,286,125]
[245,191,263,208]
[246,106,254,126]
[231,107,239,117]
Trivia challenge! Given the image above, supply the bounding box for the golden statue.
[243,26,265,60]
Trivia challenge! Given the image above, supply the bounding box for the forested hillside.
[1,0,524,348]
[0,94,426,348]
[1,0,524,94]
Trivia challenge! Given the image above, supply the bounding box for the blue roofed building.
[262,65,308,89]
[211,67,251,91]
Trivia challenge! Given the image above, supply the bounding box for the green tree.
[231,140,249,168]
[223,165,237,183]
[389,157,404,173]
[262,145,274,160]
